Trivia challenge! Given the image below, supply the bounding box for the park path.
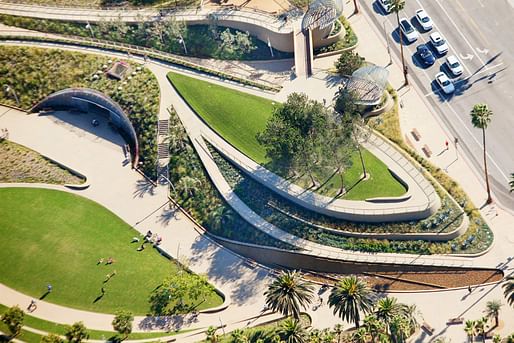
[0,4,514,341]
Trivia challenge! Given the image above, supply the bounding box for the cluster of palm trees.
[463,300,505,342]
[263,271,421,343]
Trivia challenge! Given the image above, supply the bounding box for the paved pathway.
[0,5,513,341]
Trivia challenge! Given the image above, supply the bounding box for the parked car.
[416,44,436,66]
[446,55,463,76]
[435,72,455,94]
[400,18,419,43]
[415,8,433,31]
[377,0,392,13]
[429,32,449,55]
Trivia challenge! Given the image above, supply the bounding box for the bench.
[447,317,464,325]
[411,128,421,141]
[422,144,432,158]
[421,322,435,335]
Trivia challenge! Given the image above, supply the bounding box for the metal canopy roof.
[301,0,344,32]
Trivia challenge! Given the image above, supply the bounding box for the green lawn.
[0,188,223,315]
[0,304,190,341]
[167,72,406,200]
[168,71,274,163]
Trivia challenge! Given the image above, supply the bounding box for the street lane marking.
[476,48,489,55]
[433,0,486,65]
[460,53,473,61]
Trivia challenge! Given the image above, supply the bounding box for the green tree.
[334,50,364,76]
[493,334,502,343]
[470,103,494,204]
[112,310,134,340]
[402,304,421,334]
[390,0,408,85]
[277,318,309,343]
[363,314,385,343]
[206,326,219,343]
[464,319,477,342]
[352,327,369,343]
[218,29,256,59]
[230,328,249,343]
[485,300,502,328]
[389,315,410,343]
[333,323,344,343]
[257,93,332,182]
[264,270,314,319]
[0,305,24,338]
[374,297,404,334]
[475,317,488,342]
[64,322,89,343]
[328,276,375,328]
[503,276,514,306]
[41,333,65,343]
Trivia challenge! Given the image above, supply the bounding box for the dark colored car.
[416,44,435,66]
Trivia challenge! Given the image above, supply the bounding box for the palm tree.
[390,315,410,343]
[475,317,488,342]
[403,304,421,334]
[205,326,219,343]
[464,320,477,343]
[390,0,408,85]
[328,276,375,328]
[333,323,344,343]
[277,318,309,343]
[503,276,514,306]
[264,271,315,319]
[485,300,502,328]
[231,328,249,343]
[470,103,494,204]
[374,297,404,334]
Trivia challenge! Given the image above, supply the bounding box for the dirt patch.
[0,139,83,185]
[305,269,503,291]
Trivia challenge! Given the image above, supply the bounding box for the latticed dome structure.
[342,65,389,106]
[301,0,344,32]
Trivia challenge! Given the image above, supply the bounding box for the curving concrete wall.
[30,88,139,166]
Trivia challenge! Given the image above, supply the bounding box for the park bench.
[447,317,464,325]
[421,322,435,335]
[422,144,432,158]
[411,128,421,141]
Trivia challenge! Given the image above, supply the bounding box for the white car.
[378,0,392,13]
[435,72,455,94]
[400,18,419,43]
[415,8,433,31]
[446,55,463,76]
[429,32,449,55]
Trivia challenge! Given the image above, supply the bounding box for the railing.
[203,132,435,217]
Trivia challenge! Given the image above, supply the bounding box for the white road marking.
[433,0,486,65]
[460,53,473,61]
[476,48,489,54]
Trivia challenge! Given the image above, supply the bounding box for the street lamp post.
[3,84,20,106]
[85,21,94,38]
[178,35,188,55]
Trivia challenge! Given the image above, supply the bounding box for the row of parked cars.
[378,1,463,95]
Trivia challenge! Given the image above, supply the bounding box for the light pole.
[382,20,392,66]
[219,317,225,335]
[85,21,94,38]
[3,84,20,106]
[158,174,176,193]
[178,35,188,55]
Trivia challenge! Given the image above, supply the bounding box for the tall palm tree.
[390,0,408,85]
[485,300,502,328]
[374,297,404,334]
[503,276,514,306]
[264,271,314,319]
[328,276,375,328]
[277,318,309,343]
[464,320,477,343]
[470,103,494,204]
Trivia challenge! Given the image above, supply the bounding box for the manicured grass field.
[167,72,406,200]
[168,71,274,163]
[0,188,223,315]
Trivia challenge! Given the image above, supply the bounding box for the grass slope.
[167,71,406,200]
[0,188,222,314]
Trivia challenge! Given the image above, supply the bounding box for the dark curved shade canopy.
[30,88,139,166]
[302,0,344,32]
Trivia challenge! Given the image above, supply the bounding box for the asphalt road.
[362,0,514,210]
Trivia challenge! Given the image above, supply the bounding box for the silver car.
[429,32,449,55]
[400,18,419,43]
[435,72,455,94]
[446,55,463,76]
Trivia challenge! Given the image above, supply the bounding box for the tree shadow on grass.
[138,313,199,331]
